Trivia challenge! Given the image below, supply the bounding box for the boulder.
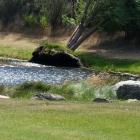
[35,93,65,101]
[114,80,140,100]
[93,98,110,103]
[0,95,10,99]
[30,46,82,67]
[127,99,139,103]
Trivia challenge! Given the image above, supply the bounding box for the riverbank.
[1,44,140,74]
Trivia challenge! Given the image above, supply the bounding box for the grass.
[78,52,140,74]
[40,41,74,55]
[0,42,140,140]
[41,41,67,51]
[0,45,33,60]
[1,44,140,74]
[0,100,140,140]
[1,81,117,101]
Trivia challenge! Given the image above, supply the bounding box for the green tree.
[67,0,140,51]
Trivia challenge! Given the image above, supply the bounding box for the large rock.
[35,93,65,101]
[30,46,82,67]
[0,95,10,99]
[93,98,110,103]
[114,80,140,100]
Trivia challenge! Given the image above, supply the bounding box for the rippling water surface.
[0,58,92,86]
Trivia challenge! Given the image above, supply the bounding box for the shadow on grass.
[78,52,140,73]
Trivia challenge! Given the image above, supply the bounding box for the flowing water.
[0,58,93,86]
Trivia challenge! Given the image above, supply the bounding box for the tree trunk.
[68,24,84,48]
[67,21,105,51]
[68,27,98,51]
[67,0,99,51]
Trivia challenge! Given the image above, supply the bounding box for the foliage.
[62,0,85,25]
[2,80,116,101]
[67,0,140,50]
[39,16,48,29]
[102,0,140,35]
[0,0,139,36]
[75,0,140,33]
[50,81,116,101]
[16,82,51,92]
[62,15,76,26]
[9,82,51,98]
[0,85,5,94]
[23,14,48,28]
[34,0,66,30]
[23,14,38,27]
[0,0,24,24]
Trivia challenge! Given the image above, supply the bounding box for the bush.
[49,81,116,101]
[0,85,5,94]
[16,82,51,92]
[23,14,38,27]
[3,80,116,100]
[10,82,51,99]
[0,0,23,24]
[23,15,48,29]
[62,15,76,26]
[39,16,48,29]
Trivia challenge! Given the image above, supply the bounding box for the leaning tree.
[67,0,116,51]
[67,0,140,51]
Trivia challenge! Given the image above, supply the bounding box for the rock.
[35,93,65,101]
[93,98,110,103]
[114,80,140,100]
[127,99,139,103]
[0,95,10,99]
[30,46,82,67]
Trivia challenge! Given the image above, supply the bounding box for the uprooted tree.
[67,0,140,51]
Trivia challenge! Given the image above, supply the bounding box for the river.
[0,58,93,86]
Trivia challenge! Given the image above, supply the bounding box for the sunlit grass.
[1,81,116,101]
[78,52,140,74]
[0,45,33,60]
[0,100,140,140]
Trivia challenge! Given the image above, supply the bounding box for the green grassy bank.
[0,100,140,140]
[0,45,33,60]
[78,52,140,74]
[1,45,140,74]
[0,80,117,101]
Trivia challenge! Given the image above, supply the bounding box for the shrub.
[16,82,51,92]
[10,82,51,98]
[3,80,116,100]
[49,81,116,101]
[23,14,38,27]
[0,85,5,94]
[39,16,48,29]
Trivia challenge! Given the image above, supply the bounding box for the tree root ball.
[30,46,82,67]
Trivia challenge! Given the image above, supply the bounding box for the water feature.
[0,58,93,86]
